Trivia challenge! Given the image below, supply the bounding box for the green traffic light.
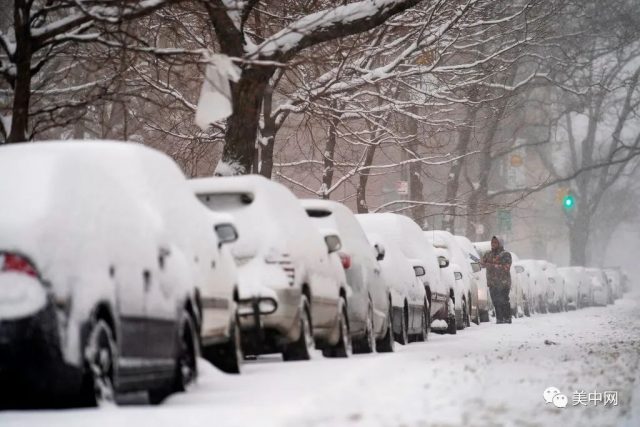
[563,195,575,209]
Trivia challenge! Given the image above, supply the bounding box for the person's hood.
[491,236,504,253]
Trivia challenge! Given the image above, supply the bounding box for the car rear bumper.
[0,303,83,406]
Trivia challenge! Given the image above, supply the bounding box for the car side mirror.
[515,265,524,274]
[215,223,238,248]
[454,271,463,280]
[374,243,386,261]
[324,234,342,254]
[471,262,481,273]
[438,256,449,269]
[413,266,426,277]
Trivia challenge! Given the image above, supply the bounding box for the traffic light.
[563,193,575,209]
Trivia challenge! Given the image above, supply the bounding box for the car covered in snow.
[517,260,548,313]
[508,252,528,317]
[585,268,611,307]
[191,176,351,360]
[425,231,473,329]
[431,247,459,327]
[0,141,226,407]
[356,214,449,333]
[359,231,428,345]
[455,235,489,323]
[544,263,565,312]
[557,267,582,310]
[301,199,390,353]
[603,268,622,301]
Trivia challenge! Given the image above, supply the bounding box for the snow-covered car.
[357,214,449,333]
[455,235,489,323]
[518,260,548,313]
[0,141,223,407]
[603,268,622,302]
[431,248,459,327]
[361,231,428,345]
[425,231,472,329]
[585,268,611,307]
[557,267,581,310]
[191,175,350,360]
[545,263,565,312]
[569,266,592,308]
[508,252,528,317]
[198,213,244,374]
[302,199,390,353]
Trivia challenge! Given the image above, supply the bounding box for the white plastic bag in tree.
[195,53,241,130]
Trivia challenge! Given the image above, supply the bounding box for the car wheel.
[479,308,490,322]
[465,300,472,327]
[149,311,198,404]
[415,302,428,342]
[447,296,457,335]
[376,301,395,353]
[524,299,531,317]
[80,319,117,407]
[354,303,375,354]
[283,295,315,361]
[324,298,352,358]
[394,305,409,345]
[202,318,242,374]
[472,299,480,325]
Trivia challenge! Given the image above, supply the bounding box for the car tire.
[376,301,395,353]
[283,295,315,361]
[465,300,471,327]
[323,298,352,358]
[524,299,531,317]
[415,302,429,342]
[447,296,457,335]
[202,318,242,374]
[149,310,199,404]
[79,319,117,407]
[472,299,480,325]
[394,305,409,345]
[354,303,375,354]
[479,309,490,322]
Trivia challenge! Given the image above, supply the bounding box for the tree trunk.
[407,107,425,226]
[7,1,32,143]
[321,115,339,199]
[356,145,377,213]
[221,67,274,175]
[442,106,478,232]
[569,209,590,266]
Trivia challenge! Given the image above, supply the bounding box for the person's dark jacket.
[482,237,512,289]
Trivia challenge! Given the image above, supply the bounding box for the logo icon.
[543,387,568,408]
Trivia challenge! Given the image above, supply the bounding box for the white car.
[191,175,350,360]
[557,267,581,310]
[603,268,622,301]
[302,199,390,353]
[508,252,527,317]
[0,141,227,407]
[545,263,565,312]
[455,236,489,323]
[362,232,428,345]
[426,231,473,328]
[518,260,548,314]
[585,268,610,306]
[432,247,458,324]
[357,214,450,334]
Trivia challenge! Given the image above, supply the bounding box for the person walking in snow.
[481,236,512,324]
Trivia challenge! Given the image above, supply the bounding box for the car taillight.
[0,253,38,278]
[339,252,351,270]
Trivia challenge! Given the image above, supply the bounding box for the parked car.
[570,266,593,308]
[426,231,472,329]
[603,268,622,302]
[518,260,548,314]
[301,199,390,353]
[513,259,533,316]
[545,263,565,312]
[508,252,527,317]
[0,141,224,408]
[455,235,489,323]
[557,267,582,310]
[191,175,350,361]
[585,268,610,307]
[357,214,450,333]
[431,247,460,328]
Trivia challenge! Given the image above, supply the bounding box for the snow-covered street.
[3,291,639,427]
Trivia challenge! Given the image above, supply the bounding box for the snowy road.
[2,292,640,427]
